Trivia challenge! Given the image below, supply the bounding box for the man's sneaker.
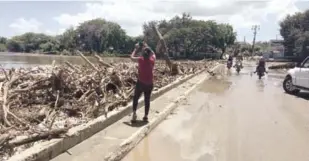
[142,116,148,122]
[131,113,137,123]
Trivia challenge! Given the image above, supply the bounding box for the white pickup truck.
[283,56,309,94]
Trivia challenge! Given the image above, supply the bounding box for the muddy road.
[122,64,309,161]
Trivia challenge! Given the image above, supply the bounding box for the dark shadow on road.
[294,92,309,100]
[123,120,148,127]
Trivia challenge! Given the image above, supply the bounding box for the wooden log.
[65,61,82,73]
[153,26,173,69]
[152,25,182,75]
[51,60,56,74]
[76,50,99,72]
[94,54,113,68]
[7,127,70,147]
[0,65,9,81]
[2,83,11,127]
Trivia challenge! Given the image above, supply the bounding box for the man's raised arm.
[130,48,139,62]
[151,49,156,60]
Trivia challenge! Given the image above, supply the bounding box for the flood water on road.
[122,63,309,161]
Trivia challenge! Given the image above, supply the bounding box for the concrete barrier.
[104,64,223,161]
[8,66,215,161]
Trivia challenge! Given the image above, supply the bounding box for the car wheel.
[283,76,300,94]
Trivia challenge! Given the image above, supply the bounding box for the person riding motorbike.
[227,55,233,68]
[234,55,243,68]
[254,57,267,74]
[228,55,233,62]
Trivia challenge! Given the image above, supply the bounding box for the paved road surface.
[122,64,309,161]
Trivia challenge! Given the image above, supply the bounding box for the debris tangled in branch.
[0,55,216,160]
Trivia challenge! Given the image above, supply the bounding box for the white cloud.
[53,0,301,38]
[207,0,300,29]
[8,18,66,36]
[9,18,42,34]
[53,0,183,36]
[7,0,300,40]
[269,0,300,21]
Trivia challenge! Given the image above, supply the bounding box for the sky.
[0,0,308,42]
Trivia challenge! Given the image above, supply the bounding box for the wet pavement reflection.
[122,63,309,161]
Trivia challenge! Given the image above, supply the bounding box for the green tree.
[213,24,237,59]
[0,37,7,52]
[2,13,237,58]
[143,13,194,51]
[59,27,78,52]
[6,39,24,52]
[76,18,127,54]
[280,10,309,57]
[0,37,7,44]
[0,44,6,52]
[120,35,143,54]
[6,33,57,53]
[143,13,236,59]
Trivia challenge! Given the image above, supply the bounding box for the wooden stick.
[94,54,113,68]
[48,90,60,130]
[0,67,9,81]
[7,127,70,147]
[0,134,13,147]
[76,50,99,71]
[65,61,82,73]
[2,84,11,127]
[153,25,173,68]
[152,25,182,75]
[51,60,56,73]
[6,105,27,126]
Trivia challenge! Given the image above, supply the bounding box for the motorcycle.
[227,60,232,69]
[255,66,267,79]
[234,61,242,74]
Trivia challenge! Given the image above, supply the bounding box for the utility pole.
[251,25,260,56]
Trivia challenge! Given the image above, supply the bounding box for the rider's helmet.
[259,57,265,62]
[228,55,233,61]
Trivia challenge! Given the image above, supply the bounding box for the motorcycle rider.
[254,57,267,74]
[227,55,233,68]
[234,54,243,68]
[228,55,233,62]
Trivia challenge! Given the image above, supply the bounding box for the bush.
[0,44,6,52]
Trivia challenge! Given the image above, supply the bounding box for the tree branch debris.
[0,54,216,160]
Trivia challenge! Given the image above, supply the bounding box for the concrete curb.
[8,67,210,161]
[104,64,223,161]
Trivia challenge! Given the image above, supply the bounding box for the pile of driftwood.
[0,52,215,159]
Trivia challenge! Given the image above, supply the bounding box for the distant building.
[269,39,285,58]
